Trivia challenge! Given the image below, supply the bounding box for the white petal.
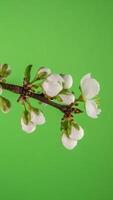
[21,118,36,133]
[0,85,3,95]
[38,67,51,76]
[63,75,73,89]
[31,111,46,125]
[59,93,75,105]
[80,73,100,99]
[80,73,91,87]
[42,80,63,97]
[61,133,77,150]
[69,126,84,140]
[47,74,64,84]
[85,100,101,118]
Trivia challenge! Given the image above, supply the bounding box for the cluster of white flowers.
[40,68,75,105]
[0,64,101,151]
[61,124,84,150]
[40,67,101,150]
[80,73,101,118]
[21,108,46,133]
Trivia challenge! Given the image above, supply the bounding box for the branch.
[0,82,82,114]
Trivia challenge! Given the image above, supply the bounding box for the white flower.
[38,67,51,76]
[47,74,64,84]
[69,126,84,140]
[31,110,46,125]
[59,93,75,105]
[80,73,101,118]
[42,74,64,97]
[21,118,36,133]
[61,124,84,150]
[62,74,73,89]
[61,133,78,150]
[0,85,3,95]
[21,108,46,134]
[85,100,101,118]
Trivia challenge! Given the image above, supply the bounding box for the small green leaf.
[31,107,39,113]
[22,109,31,125]
[24,65,33,83]
[61,119,72,137]
[55,95,62,102]
[60,89,69,94]
[72,121,80,130]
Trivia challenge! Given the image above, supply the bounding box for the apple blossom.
[61,118,84,150]
[62,74,73,89]
[0,63,101,150]
[42,74,64,97]
[69,126,84,140]
[37,67,51,77]
[80,73,101,118]
[21,118,36,133]
[31,110,46,125]
[47,74,64,84]
[21,108,46,133]
[59,93,75,105]
[61,133,78,150]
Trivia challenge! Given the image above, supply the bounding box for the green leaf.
[72,121,80,130]
[31,107,39,113]
[22,109,31,125]
[60,89,69,94]
[24,65,33,83]
[61,119,72,137]
[55,95,62,102]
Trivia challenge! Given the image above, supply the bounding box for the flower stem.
[0,82,82,114]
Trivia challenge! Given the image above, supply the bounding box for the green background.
[0,0,112,199]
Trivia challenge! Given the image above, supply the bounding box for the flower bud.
[21,110,36,133]
[0,64,11,78]
[0,96,11,113]
[42,81,63,97]
[47,74,64,84]
[59,93,75,105]
[42,74,64,97]
[21,118,36,133]
[62,74,73,89]
[38,67,51,77]
[30,109,46,125]
[69,125,84,140]
[61,133,78,150]
[32,67,52,83]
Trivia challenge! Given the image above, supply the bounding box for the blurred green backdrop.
[0,0,112,200]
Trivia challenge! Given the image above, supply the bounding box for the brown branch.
[0,82,82,114]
